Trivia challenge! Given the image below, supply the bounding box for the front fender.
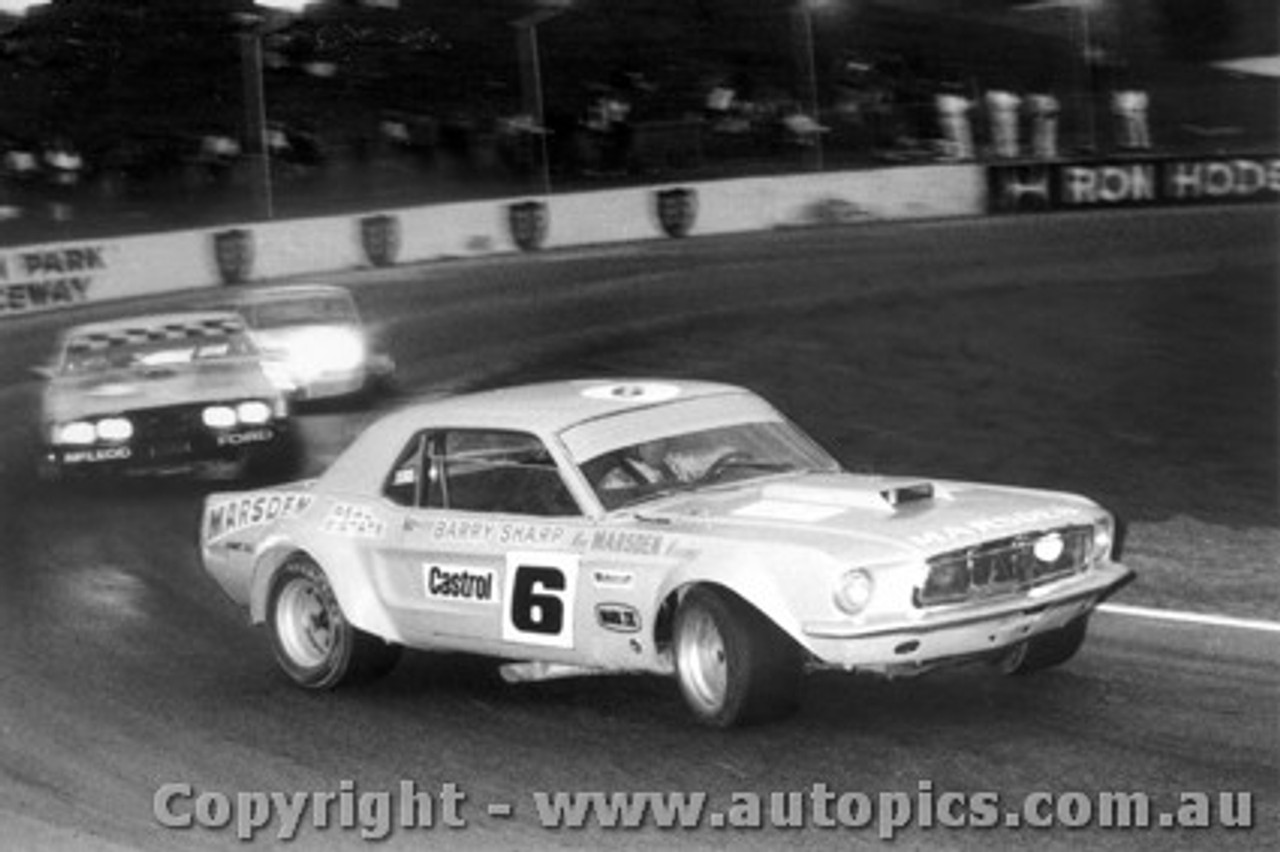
[655,544,835,656]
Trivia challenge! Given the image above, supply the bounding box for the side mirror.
[30,365,55,381]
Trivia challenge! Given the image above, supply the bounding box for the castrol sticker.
[423,564,499,605]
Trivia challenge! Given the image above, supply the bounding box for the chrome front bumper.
[802,563,1133,671]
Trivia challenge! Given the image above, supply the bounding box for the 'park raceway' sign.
[0,244,108,315]
[987,154,1280,213]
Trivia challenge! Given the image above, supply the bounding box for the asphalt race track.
[0,206,1276,850]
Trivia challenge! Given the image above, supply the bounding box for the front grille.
[129,404,207,440]
[915,525,1094,608]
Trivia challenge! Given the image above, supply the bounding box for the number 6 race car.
[199,379,1133,727]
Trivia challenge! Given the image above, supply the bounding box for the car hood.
[43,359,277,421]
[626,472,1101,561]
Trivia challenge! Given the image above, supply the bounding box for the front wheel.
[673,587,802,727]
[997,614,1090,676]
[267,557,401,689]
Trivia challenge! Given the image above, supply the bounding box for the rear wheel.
[998,614,1090,675]
[673,587,802,727]
[267,557,400,689]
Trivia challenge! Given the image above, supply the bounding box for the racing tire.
[998,614,1090,676]
[267,557,401,689]
[673,587,802,727]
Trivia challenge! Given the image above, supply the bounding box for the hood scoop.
[759,480,942,513]
[881,481,937,507]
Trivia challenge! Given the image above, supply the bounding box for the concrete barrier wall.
[0,231,218,317]
[1,164,986,320]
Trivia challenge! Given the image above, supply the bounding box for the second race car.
[36,310,297,480]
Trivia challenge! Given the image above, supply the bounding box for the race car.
[199,379,1133,727]
[36,310,296,480]
[219,283,395,401]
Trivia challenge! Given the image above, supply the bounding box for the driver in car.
[598,436,733,490]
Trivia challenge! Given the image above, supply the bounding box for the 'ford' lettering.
[426,566,497,604]
[216,428,273,447]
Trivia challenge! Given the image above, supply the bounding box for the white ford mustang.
[199,379,1133,726]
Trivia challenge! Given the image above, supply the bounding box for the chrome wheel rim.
[276,576,336,669]
[677,607,728,714]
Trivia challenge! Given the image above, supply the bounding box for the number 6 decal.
[502,552,579,648]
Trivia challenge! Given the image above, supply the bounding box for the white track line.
[1097,603,1280,634]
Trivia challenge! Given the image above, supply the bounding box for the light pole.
[1074,2,1100,152]
[236,3,308,221]
[795,0,826,170]
[512,0,571,196]
[1013,0,1103,152]
[238,21,273,220]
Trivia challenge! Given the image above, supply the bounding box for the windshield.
[579,420,839,511]
[246,295,358,328]
[61,332,257,374]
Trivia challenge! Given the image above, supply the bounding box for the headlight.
[237,400,272,424]
[96,417,134,442]
[202,405,237,429]
[834,568,875,615]
[292,328,365,373]
[56,421,96,445]
[1033,532,1065,563]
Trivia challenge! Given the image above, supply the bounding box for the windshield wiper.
[714,459,795,474]
[623,481,700,507]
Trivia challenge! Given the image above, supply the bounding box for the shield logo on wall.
[360,214,401,267]
[654,187,698,238]
[213,229,254,285]
[508,201,549,252]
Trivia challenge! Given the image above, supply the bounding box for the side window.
[383,433,427,507]
[440,430,579,517]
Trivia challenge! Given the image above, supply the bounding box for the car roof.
[383,379,745,434]
[221,283,353,305]
[61,310,247,339]
[321,379,751,492]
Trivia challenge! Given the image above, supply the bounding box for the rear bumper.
[802,563,1134,671]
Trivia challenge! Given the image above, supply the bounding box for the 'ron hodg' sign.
[988,154,1280,213]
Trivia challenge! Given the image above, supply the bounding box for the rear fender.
[249,535,402,644]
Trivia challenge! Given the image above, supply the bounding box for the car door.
[381,427,593,662]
